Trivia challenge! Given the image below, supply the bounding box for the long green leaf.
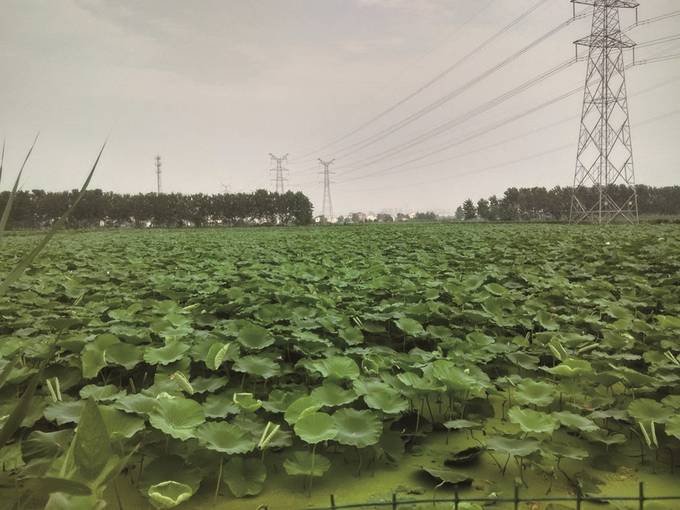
[0,357,18,391]
[0,142,106,298]
[0,365,44,447]
[0,134,39,239]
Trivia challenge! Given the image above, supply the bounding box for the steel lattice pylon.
[269,153,288,194]
[319,158,335,222]
[570,0,639,224]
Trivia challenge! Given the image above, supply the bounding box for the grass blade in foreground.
[0,134,39,241]
[0,141,106,297]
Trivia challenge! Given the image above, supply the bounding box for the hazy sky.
[1,0,679,215]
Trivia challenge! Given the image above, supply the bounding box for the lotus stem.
[214,457,223,502]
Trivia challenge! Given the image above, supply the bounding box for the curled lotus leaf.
[294,412,337,444]
[508,407,559,435]
[628,399,673,424]
[332,409,382,448]
[284,396,322,425]
[443,419,481,431]
[263,388,307,413]
[514,380,556,407]
[310,383,358,407]
[485,436,541,457]
[396,372,444,392]
[552,411,599,433]
[283,451,331,477]
[237,323,275,350]
[541,442,589,461]
[353,379,408,414]
[148,397,205,440]
[232,355,280,379]
[143,342,190,366]
[222,457,267,498]
[195,422,257,454]
[421,466,473,486]
[148,481,194,509]
[543,359,592,378]
[425,360,490,393]
[232,392,262,413]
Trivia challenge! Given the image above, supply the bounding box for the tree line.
[0,189,314,228]
[457,185,680,221]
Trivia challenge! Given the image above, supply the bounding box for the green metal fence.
[304,482,680,510]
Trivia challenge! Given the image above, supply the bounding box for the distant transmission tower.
[269,153,289,194]
[155,155,162,194]
[570,0,639,224]
[319,158,335,222]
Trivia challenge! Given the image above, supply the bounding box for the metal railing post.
[639,481,645,510]
[392,492,397,510]
[514,485,520,510]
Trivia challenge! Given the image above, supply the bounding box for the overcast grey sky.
[1,0,679,215]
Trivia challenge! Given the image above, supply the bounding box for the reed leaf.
[0,142,106,298]
[0,134,39,240]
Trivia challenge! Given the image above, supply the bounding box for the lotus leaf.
[542,442,589,461]
[628,399,673,424]
[233,355,280,379]
[514,380,556,407]
[395,317,425,337]
[148,481,193,509]
[484,283,508,296]
[99,405,145,440]
[508,407,559,435]
[552,411,599,432]
[426,360,489,392]
[79,384,126,402]
[222,457,267,498]
[195,422,257,454]
[353,379,408,414]
[665,416,680,440]
[294,412,337,444]
[237,323,275,350]
[421,466,472,486]
[112,393,159,415]
[310,383,358,407]
[190,376,229,394]
[143,342,190,366]
[43,400,85,426]
[445,446,484,466]
[148,397,205,440]
[332,409,381,448]
[284,396,323,424]
[543,359,592,377]
[203,392,239,418]
[232,392,262,412]
[443,419,481,430]
[139,456,201,508]
[283,451,331,477]
[308,356,360,380]
[263,388,306,413]
[205,342,240,370]
[105,343,143,370]
[485,436,541,457]
[82,334,119,379]
[339,326,364,345]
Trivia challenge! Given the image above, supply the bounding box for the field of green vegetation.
[1,224,680,510]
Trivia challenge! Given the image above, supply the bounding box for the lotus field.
[1,224,680,509]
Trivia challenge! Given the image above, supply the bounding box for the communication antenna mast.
[570,0,639,224]
[269,153,289,194]
[155,155,162,194]
[319,158,335,222]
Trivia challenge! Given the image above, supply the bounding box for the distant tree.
[376,213,393,223]
[476,199,490,220]
[462,199,477,220]
[414,211,437,221]
[454,206,464,221]
[488,195,500,221]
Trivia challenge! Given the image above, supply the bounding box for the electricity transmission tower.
[570,0,639,224]
[269,153,289,194]
[319,158,335,222]
[155,155,162,194]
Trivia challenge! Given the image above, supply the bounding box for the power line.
[290,0,552,162]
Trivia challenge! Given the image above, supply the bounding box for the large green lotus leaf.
[443,419,481,431]
[308,356,360,380]
[195,422,257,454]
[665,415,680,440]
[506,352,539,371]
[657,315,680,330]
[237,323,275,350]
[262,388,307,413]
[139,456,201,508]
[543,359,592,378]
[353,379,408,414]
[332,409,381,448]
[552,411,599,433]
[73,399,112,479]
[98,405,146,440]
[421,466,472,486]
[79,384,126,402]
[143,342,190,366]
[542,442,589,461]
[149,397,205,440]
[425,360,489,392]
[484,283,509,296]
[284,396,322,425]
[485,436,541,457]
[112,393,159,415]
[0,396,47,429]
[148,481,193,509]
[205,342,240,370]
[514,380,556,407]
[0,442,24,471]
[662,395,680,411]
[396,372,444,392]
[44,400,85,426]
[222,457,267,498]
[82,334,119,378]
[339,326,364,346]
[508,407,559,435]
[465,332,495,347]
[395,317,425,337]
[23,430,73,461]
[232,355,280,379]
[283,451,331,477]
[294,412,337,444]
[190,376,229,394]
[535,311,559,331]
[311,383,358,407]
[203,391,239,418]
[105,343,143,370]
[628,399,673,424]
